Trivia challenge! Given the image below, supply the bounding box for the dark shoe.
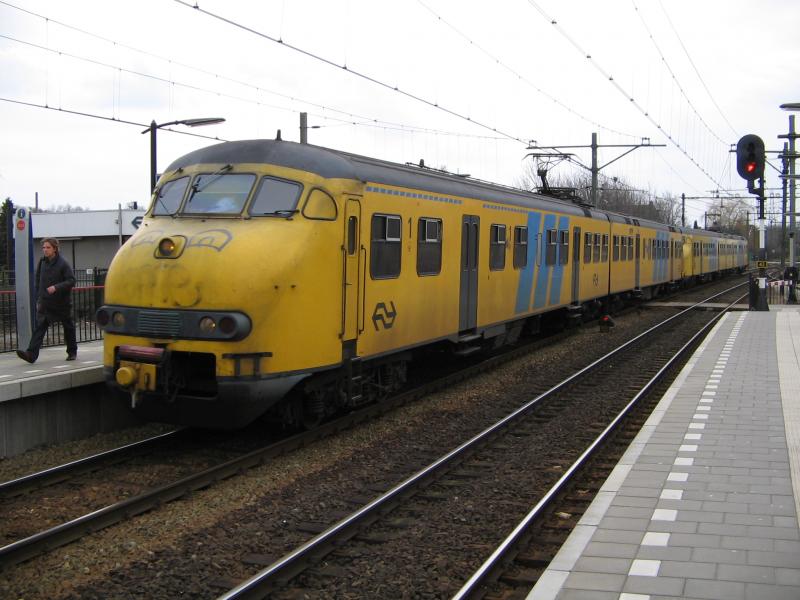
[17,350,35,363]
[66,353,77,361]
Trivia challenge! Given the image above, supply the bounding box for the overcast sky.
[1,0,798,225]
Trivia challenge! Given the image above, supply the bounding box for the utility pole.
[300,112,308,144]
[681,193,685,227]
[527,133,665,207]
[778,110,798,303]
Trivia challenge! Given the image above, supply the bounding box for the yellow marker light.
[199,316,217,333]
[116,366,137,387]
[159,238,177,256]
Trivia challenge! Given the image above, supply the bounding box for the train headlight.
[219,316,236,335]
[199,316,217,333]
[112,311,126,328]
[96,309,109,328]
[159,238,177,257]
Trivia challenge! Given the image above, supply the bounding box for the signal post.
[736,134,769,310]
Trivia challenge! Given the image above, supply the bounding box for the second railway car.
[97,139,747,428]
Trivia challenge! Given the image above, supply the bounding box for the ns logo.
[372,301,397,331]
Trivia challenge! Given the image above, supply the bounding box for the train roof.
[166,139,597,218]
[165,140,744,240]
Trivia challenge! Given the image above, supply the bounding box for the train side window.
[546,229,558,265]
[417,217,442,276]
[370,214,402,279]
[250,176,303,217]
[613,235,620,261]
[559,230,569,265]
[593,233,601,263]
[514,226,528,269]
[490,224,507,271]
[301,188,336,220]
[628,237,634,261]
[152,176,190,216]
[602,234,609,262]
[584,232,592,264]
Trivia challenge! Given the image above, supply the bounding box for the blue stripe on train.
[515,211,542,313]
[533,214,556,309]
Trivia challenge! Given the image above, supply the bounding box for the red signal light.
[745,161,757,174]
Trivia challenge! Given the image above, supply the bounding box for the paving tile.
[742,582,800,600]
[623,575,685,596]
[659,559,716,579]
[573,556,631,575]
[563,571,625,592]
[717,563,775,584]
[747,550,800,568]
[582,542,640,559]
[691,547,747,564]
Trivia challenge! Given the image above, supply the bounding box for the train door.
[571,226,581,303]
[459,215,479,331]
[342,197,363,345]
[635,234,641,289]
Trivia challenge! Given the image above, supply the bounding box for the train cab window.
[513,226,528,269]
[417,217,442,276]
[584,232,593,264]
[559,230,569,265]
[602,234,609,262]
[152,176,190,216]
[490,224,507,271]
[370,214,402,279]
[593,233,601,263]
[184,173,256,214]
[251,177,304,217]
[301,188,336,220]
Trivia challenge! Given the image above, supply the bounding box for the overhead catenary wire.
[0,96,227,143]
[657,0,738,138]
[415,0,637,140]
[525,0,725,191]
[630,0,727,145]
[0,3,510,143]
[171,0,531,147]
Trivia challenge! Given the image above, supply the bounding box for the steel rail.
[217,284,748,600]
[0,429,183,499]
[451,291,747,599]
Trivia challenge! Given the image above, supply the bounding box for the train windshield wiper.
[186,164,233,204]
[261,209,298,218]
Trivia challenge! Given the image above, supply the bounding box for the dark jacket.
[35,253,75,319]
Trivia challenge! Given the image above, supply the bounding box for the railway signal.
[736,134,765,181]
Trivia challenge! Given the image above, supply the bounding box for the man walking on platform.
[16,238,77,363]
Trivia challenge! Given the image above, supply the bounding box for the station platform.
[530,305,800,600]
[0,340,139,457]
[0,340,104,403]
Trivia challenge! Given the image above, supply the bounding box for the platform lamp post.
[780,103,799,303]
[142,118,225,192]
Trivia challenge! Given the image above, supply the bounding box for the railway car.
[97,139,747,428]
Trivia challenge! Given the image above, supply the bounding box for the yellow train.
[97,139,747,428]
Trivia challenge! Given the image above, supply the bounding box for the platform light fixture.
[142,118,226,192]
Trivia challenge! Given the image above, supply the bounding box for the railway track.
[0,277,748,597]
[213,282,747,599]
[0,321,577,571]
